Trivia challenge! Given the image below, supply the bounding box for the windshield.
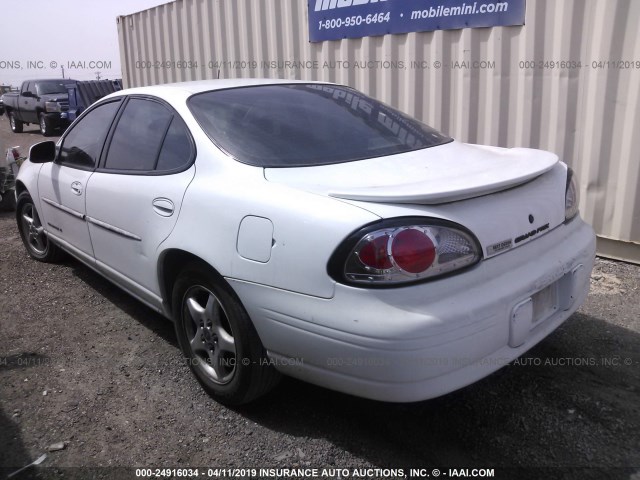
[37,81,67,95]
[188,84,451,167]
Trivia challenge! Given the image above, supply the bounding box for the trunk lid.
[264,141,558,204]
[265,141,566,259]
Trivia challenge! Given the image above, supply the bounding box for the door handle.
[152,198,174,217]
[71,181,83,196]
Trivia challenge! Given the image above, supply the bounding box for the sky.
[1,0,169,87]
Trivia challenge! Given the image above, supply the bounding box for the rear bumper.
[228,217,596,402]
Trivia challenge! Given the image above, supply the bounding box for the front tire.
[16,192,63,262]
[39,113,52,136]
[9,112,23,133]
[172,263,280,405]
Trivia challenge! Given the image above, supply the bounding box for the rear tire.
[16,192,64,262]
[172,262,280,405]
[9,112,23,133]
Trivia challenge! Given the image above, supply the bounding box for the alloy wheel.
[182,285,236,384]
[20,202,47,255]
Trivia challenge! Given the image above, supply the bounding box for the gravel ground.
[0,119,639,480]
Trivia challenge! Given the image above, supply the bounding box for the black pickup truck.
[2,79,76,136]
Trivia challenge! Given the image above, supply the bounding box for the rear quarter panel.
[161,155,379,299]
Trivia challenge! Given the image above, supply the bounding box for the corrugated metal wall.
[117,0,640,263]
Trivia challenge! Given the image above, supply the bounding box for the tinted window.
[105,99,173,171]
[188,84,451,167]
[156,118,193,171]
[59,101,120,168]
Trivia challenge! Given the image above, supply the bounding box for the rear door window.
[105,99,172,171]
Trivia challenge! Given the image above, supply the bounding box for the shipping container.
[117,0,640,263]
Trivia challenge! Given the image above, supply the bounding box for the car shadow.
[6,127,61,144]
[8,127,39,139]
[0,406,38,479]
[16,127,44,136]
[56,256,639,478]
[67,259,177,348]
[236,312,639,478]
[0,355,49,480]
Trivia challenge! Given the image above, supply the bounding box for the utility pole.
[61,66,65,78]
[95,71,102,80]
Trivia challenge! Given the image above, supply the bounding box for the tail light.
[328,218,481,287]
[11,148,20,161]
[565,167,580,220]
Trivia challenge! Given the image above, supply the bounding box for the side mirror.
[29,141,56,164]
[21,91,33,98]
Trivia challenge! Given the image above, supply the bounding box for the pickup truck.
[2,79,75,136]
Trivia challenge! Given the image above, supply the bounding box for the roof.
[108,78,328,99]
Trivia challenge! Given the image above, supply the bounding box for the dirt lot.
[0,119,639,480]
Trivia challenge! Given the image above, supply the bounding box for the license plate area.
[510,280,560,347]
[531,281,559,324]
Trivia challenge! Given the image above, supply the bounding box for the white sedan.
[16,79,595,405]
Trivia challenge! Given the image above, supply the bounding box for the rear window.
[188,84,451,167]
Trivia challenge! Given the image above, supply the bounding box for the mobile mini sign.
[308,0,526,42]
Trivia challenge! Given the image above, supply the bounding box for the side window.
[156,118,193,171]
[58,101,120,169]
[104,99,173,171]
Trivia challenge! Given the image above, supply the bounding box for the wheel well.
[159,250,223,313]
[15,181,27,198]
